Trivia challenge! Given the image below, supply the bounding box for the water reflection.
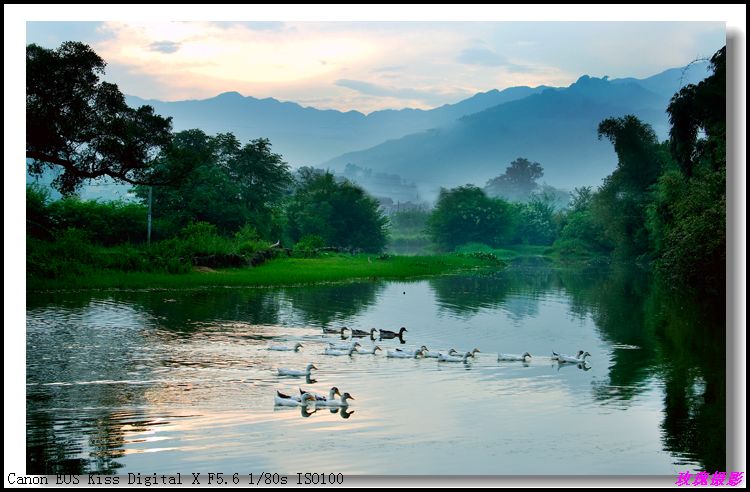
[26,264,725,473]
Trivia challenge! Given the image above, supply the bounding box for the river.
[26,260,725,475]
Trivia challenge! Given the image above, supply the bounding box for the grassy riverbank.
[27,253,502,291]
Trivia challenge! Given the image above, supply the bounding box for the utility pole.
[147,186,153,246]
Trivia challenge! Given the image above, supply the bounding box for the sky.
[25,20,726,113]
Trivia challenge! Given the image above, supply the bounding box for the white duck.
[455,348,481,358]
[387,347,426,358]
[276,386,341,403]
[324,346,358,356]
[388,346,427,358]
[315,392,355,407]
[268,342,303,352]
[277,363,317,377]
[557,351,591,364]
[274,392,317,407]
[551,350,583,361]
[438,351,473,363]
[497,351,532,362]
[327,341,361,351]
[355,346,382,355]
[423,348,458,359]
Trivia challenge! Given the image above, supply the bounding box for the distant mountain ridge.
[126,85,549,167]
[320,63,711,196]
[33,61,710,202]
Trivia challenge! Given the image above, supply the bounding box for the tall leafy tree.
[667,46,726,177]
[485,157,544,201]
[26,42,173,195]
[593,115,665,257]
[134,130,292,237]
[286,172,388,252]
[647,46,726,293]
[427,185,515,251]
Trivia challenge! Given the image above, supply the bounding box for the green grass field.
[27,254,503,291]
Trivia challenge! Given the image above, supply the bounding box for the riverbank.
[27,253,502,291]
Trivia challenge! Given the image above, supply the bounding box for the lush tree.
[667,47,726,177]
[569,186,594,213]
[26,42,173,195]
[512,195,558,246]
[134,130,292,237]
[597,115,663,191]
[389,208,431,235]
[647,46,726,294]
[285,172,389,252]
[427,185,515,251]
[591,116,665,257]
[485,157,544,201]
[554,186,613,257]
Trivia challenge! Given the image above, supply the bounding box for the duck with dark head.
[379,326,407,342]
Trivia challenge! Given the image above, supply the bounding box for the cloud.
[371,65,406,73]
[148,40,180,54]
[335,79,470,109]
[456,47,529,71]
[336,79,432,100]
[210,21,286,32]
[26,21,111,48]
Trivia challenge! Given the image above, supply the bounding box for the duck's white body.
[277,363,317,377]
[557,351,590,364]
[392,346,428,358]
[551,350,583,361]
[324,347,357,356]
[315,393,354,407]
[327,341,361,351]
[497,352,531,362]
[386,348,424,358]
[438,351,472,363]
[274,393,316,406]
[355,346,381,355]
[454,348,481,358]
[268,343,303,352]
[278,387,340,403]
[423,349,458,359]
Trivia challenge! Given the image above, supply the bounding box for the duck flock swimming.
[272,326,592,409]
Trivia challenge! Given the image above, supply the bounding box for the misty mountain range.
[31,61,711,203]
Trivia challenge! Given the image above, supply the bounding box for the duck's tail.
[277,390,292,399]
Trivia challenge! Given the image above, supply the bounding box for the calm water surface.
[26,261,725,475]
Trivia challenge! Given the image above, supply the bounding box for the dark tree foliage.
[648,46,726,294]
[512,195,559,246]
[593,116,666,257]
[597,115,663,191]
[485,157,544,201]
[134,130,292,238]
[26,42,174,195]
[285,172,389,252]
[427,185,515,251]
[667,46,726,177]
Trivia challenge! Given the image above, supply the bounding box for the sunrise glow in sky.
[26,20,725,113]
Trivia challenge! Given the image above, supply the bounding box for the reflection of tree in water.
[429,261,559,318]
[281,281,383,327]
[559,265,658,400]
[560,266,725,470]
[27,405,159,474]
[27,266,725,471]
[646,282,725,471]
[133,288,283,332]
